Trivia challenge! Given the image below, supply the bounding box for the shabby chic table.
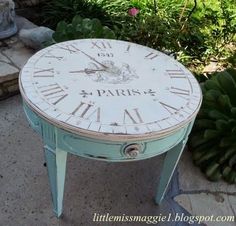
[19,39,202,217]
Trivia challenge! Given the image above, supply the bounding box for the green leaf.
[72,15,82,27]
[208,110,229,120]
[218,95,232,112]
[56,21,67,32]
[229,154,236,167]
[195,119,215,129]
[204,129,220,139]
[224,169,236,184]
[204,80,220,91]
[217,71,236,105]
[219,148,236,163]
[205,162,222,181]
[215,119,229,130]
[220,136,236,147]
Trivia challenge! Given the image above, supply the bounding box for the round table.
[19,39,202,217]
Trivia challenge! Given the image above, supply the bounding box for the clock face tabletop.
[19,39,202,141]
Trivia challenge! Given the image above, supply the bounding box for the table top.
[19,39,202,141]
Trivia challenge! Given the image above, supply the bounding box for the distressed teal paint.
[155,120,194,204]
[23,102,195,217]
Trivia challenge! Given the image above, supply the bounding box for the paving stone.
[0,52,19,83]
[175,193,236,226]
[0,96,181,226]
[178,151,235,193]
[2,40,33,68]
[0,16,35,100]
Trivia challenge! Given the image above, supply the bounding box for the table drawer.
[57,126,187,162]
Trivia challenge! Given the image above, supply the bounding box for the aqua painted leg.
[155,121,195,204]
[44,145,68,217]
[155,139,186,204]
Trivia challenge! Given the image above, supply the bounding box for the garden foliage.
[42,0,236,184]
[43,0,236,73]
[189,68,236,184]
[50,16,116,44]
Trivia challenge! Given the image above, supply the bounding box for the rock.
[203,61,220,74]
[19,26,54,50]
[15,15,37,30]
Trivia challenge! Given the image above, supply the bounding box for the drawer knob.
[123,144,142,158]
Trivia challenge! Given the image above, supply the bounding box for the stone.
[175,193,236,226]
[178,150,235,194]
[15,15,37,30]
[2,41,33,68]
[19,26,54,50]
[0,52,19,83]
[0,0,17,39]
[0,20,35,100]
[203,61,220,74]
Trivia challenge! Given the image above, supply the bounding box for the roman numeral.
[91,41,112,50]
[37,83,68,105]
[126,44,131,52]
[159,102,179,114]
[170,87,190,96]
[145,52,158,60]
[34,68,54,77]
[167,69,186,78]
[44,53,63,61]
[71,102,101,122]
[123,108,144,124]
[59,44,80,54]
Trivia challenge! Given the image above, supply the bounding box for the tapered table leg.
[155,121,195,204]
[155,139,186,204]
[44,145,68,217]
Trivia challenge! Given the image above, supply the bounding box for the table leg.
[44,145,68,217]
[155,121,195,204]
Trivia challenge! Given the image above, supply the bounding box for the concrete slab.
[175,193,236,226]
[0,52,19,83]
[0,95,182,226]
[0,16,35,100]
[2,38,33,69]
[178,151,235,194]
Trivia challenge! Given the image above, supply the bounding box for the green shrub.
[49,16,116,44]
[42,0,235,73]
[189,68,236,184]
[43,0,112,28]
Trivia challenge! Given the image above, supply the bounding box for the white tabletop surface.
[20,39,202,141]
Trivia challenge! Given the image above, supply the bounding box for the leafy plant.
[189,68,236,184]
[41,0,236,74]
[43,0,112,28]
[48,16,116,44]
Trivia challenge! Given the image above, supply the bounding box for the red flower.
[128,7,140,16]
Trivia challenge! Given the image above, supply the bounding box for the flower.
[128,7,139,16]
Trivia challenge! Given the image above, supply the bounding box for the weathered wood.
[20,39,202,217]
[19,39,202,142]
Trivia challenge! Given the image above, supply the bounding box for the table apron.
[23,102,191,162]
